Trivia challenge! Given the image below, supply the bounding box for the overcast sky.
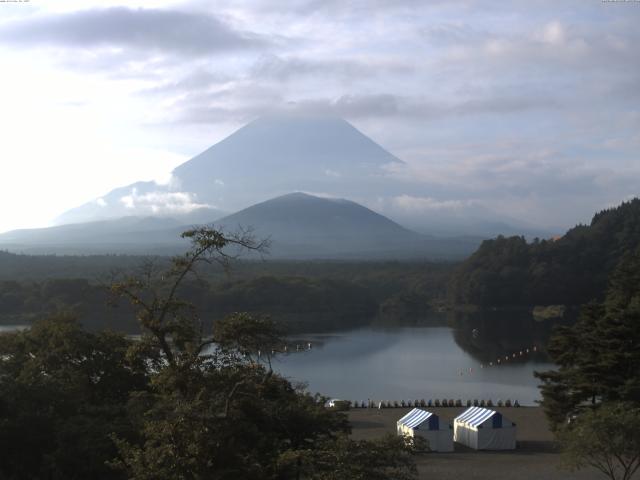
[0,0,638,233]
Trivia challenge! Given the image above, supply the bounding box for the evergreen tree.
[536,248,640,429]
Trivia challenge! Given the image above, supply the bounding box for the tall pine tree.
[536,247,640,429]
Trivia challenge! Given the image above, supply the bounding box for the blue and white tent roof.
[454,407,498,428]
[397,408,434,429]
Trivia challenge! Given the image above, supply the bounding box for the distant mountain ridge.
[56,114,405,226]
[218,192,417,240]
[52,113,537,238]
[0,216,193,254]
[0,192,481,259]
[213,192,481,259]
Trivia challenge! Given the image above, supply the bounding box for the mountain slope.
[1,192,481,258]
[0,216,202,254]
[215,192,479,259]
[54,114,538,238]
[56,114,405,225]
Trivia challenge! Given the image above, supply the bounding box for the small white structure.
[396,408,454,452]
[453,406,516,450]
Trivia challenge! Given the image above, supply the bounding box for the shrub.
[480,399,486,407]
[455,399,462,407]
[420,399,426,407]
[467,399,472,407]
[473,399,479,406]
[448,399,454,407]
[505,399,512,407]
[394,400,399,408]
[487,399,494,407]
[434,399,441,407]
[497,399,504,407]
[514,400,520,407]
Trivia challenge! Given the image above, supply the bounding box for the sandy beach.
[349,407,604,480]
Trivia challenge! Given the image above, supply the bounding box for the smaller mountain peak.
[268,192,352,204]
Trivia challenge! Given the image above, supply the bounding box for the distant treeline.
[448,198,640,307]
[0,260,453,333]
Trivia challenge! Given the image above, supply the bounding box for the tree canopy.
[536,247,640,428]
[0,227,420,480]
[558,402,640,480]
[448,198,640,307]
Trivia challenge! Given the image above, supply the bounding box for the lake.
[0,313,559,406]
[274,324,555,406]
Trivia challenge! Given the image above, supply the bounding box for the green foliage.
[207,275,379,332]
[449,198,640,307]
[536,247,640,429]
[279,434,418,480]
[0,315,148,480]
[559,403,640,480]
[0,227,421,479]
[0,261,451,334]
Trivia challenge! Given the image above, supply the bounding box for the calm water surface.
[274,326,554,406]
[0,315,557,406]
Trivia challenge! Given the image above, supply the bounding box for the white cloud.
[0,1,638,232]
[119,189,211,214]
[540,21,565,45]
[390,195,472,212]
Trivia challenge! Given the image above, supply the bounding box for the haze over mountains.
[1,114,552,258]
[56,115,404,226]
[54,114,547,234]
[216,193,480,259]
[0,193,481,258]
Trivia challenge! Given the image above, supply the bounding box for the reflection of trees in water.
[372,311,448,328]
[448,310,575,364]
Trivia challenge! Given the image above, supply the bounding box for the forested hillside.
[448,198,640,307]
[0,260,453,333]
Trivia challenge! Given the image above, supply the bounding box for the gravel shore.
[349,407,604,480]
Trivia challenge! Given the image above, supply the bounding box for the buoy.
[489,362,493,366]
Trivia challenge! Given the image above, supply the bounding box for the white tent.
[453,406,516,450]
[396,408,454,452]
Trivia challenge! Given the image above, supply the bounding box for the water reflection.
[275,318,561,406]
[447,310,567,364]
[0,325,29,333]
